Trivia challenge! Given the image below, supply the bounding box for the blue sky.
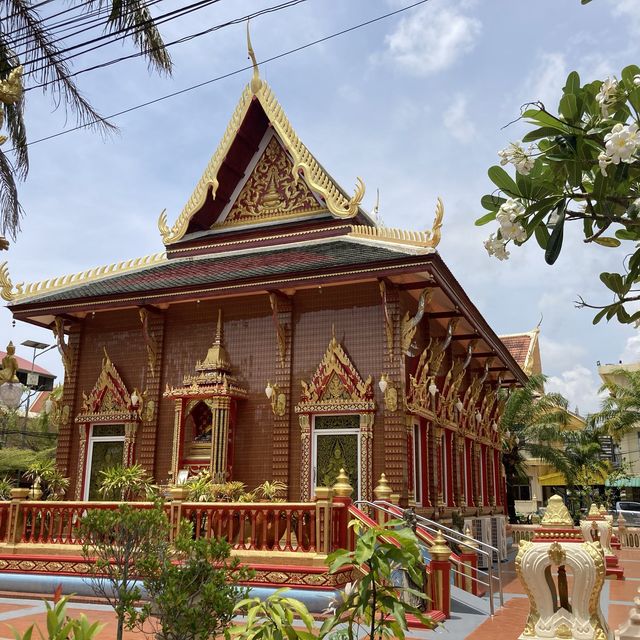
[2,0,640,414]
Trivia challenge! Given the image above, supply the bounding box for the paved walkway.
[1,550,639,639]
[465,548,640,640]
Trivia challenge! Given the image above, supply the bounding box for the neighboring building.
[501,328,588,505]
[598,361,640,500]
[0,348,55,417]
[2,66,527,513]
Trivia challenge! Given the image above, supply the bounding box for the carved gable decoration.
[76,349,138,423]
[296,334,374,414]
[220,136,324,227]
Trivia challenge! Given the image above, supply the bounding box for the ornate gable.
[220,136,324,227]
[158,63,365,245]
[76,349,138,423]
[296,332,374,414]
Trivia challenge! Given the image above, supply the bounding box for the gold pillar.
[209,397,231,482]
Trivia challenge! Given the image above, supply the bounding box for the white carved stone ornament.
[516,495,611,640]
[580,516,614,557]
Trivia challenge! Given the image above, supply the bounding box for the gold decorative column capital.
[333,468,353,498]
[373,472,393,502]
[430,531,452,561]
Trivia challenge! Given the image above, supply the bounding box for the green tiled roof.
[13,240,422,307]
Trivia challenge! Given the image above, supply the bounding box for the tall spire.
[246,20,262,95]
[199,309,232,372]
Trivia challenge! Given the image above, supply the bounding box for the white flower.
[596,77,618,117]
[498,142,535,175]
[598,151,610,176]
[604,122,640,164]
[484,233,510,261]
[495,199,527,242]
[634,74,640,87]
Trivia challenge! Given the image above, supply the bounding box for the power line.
[16,0,431,152]
[8,0,166,51]
[21,0,215,73]
[26,0,306,90]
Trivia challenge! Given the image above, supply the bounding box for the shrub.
[137,521,252,640]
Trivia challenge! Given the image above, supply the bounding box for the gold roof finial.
[429,197,444,249]
[200,309,232,372]
[215,308,224,344]
[246,20,262,95]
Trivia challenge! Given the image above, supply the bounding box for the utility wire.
[7,0,166,50]
[21,0,218,73]
[26,0,305,89]
[15,0,431,152]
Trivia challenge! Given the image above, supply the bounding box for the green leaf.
[522,126,560,142]
[480,194,506,211]
[522,109,572,133]
[559,93,579,122]
[487,165,520,197]
[592,308,609,325]
[475,210,497,226]
[594,236,622,247]
[545,203,565,264]
[354,533,375,564]
[564,71,581,95]
[600,272,625,294]
[534,223,550,249]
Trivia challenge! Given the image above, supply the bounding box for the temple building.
[0,56,527,517]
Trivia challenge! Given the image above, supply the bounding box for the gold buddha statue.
[0,341,19,383]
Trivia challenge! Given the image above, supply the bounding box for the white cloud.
[383,4,481,76]
[526,52,567,108]
[546,365,602,415]
[610,0,640,36]
[443,94,476,142]
[539,337,587,373]
[620,332,640,364]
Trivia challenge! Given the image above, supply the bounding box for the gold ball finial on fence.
[333,468,353,498]
[373,473,392,502]
[430,530,452,560]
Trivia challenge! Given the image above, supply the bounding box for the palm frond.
[0,147,22,237]
[87,0,172,74]
[4,0,116,135]
[4,100,27,178]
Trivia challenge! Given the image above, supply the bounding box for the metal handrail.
[353,500,504,616]
[372,499,504,609]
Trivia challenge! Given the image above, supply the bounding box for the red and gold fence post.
[8,488,29,544]
[332,469,353,550]
[458,526,480,595]
[429,531,452,618]
[169,485,189,541]
[315,486,334,554]
[373,473,392,524]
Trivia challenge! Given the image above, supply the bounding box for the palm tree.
[0,1,172,241]
[502,375,611,522]
[590,368,640,441]
[500,374,570,521]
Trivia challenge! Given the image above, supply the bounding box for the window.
[513,484,531,501]
[84,424,125,500]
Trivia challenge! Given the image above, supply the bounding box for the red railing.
[18,501,159,545]
[0,502,10,542]
[180,502,316,552]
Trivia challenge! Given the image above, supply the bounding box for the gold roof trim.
[348,197,444,250]
[158,78,365,245]
[0,253,167,303]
